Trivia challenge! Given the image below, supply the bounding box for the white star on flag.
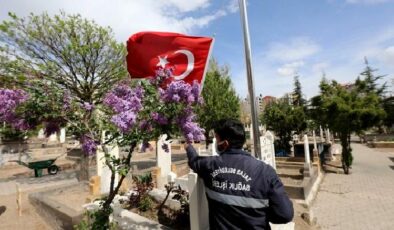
[157,55,169,68]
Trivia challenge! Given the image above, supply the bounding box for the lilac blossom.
[177,107,205,143]
[160,80,200,105]
[104,84,144,133]
[151,112,168,125]
[139,120,152,132]
[140,142,153,152]
[161,143,170,153]
[82,102,94,111]
[0,89,29,130]
[150,67,174,85]
[110,111,137,133]
[81,135,98,156]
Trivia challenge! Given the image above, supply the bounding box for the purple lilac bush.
[104,68,205,147]
[0,88,30,130]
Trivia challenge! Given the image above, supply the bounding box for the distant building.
[240,94,277,125]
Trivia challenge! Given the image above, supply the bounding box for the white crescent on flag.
[172,50,195,80]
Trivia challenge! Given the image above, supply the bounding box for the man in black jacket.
[186,119,293,229]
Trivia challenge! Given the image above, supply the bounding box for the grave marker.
[326,128,331,143]
[303,135,312,177]
[260,131,276,169]
[319,126,324,142]
[156,134,172,189]
[97,145,119,194]
[60,128,66,143]
[211,137,218,156]
[37,129,45,139]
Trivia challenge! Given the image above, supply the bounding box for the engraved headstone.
[156,134,172,189]
[260,131,276,169]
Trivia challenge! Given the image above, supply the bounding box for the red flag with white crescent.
[126,31,213,86]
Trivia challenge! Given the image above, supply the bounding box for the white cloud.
[277,61,305,77]
[345,0,393,4]
[164,0,210,12]
[265,37,320,62]
[312,62,330,74]
[381,46,394,63]
[227,0,239,13]
[0,0,233,41]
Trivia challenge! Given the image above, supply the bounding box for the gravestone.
[37,129,45,139]
[260,131,276,169]
[326,129,331,143]
[312,131,317,151]
[188,172,209,230]
[156,134,172,189]
[48,133,58,142]
[319,126,324,142]
[97,145,119,194]
[60,128,66,143]
[303,135,313,177]
[211,137,218,156]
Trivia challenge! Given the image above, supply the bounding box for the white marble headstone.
[326,128,331,143]
[211,137,218,156]
[319,126,323,142]
[312,130,317,151]
[38,129,45,139]
[97,145,119,194]
[48,133,58,142]
[60,128,66,143]
[156,134,172,189]
[260,131,276,169]
[303,135,311,167]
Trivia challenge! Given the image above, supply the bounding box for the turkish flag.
[126,31,213,86]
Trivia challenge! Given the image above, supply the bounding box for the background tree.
[0,12,126,103]
[196,60,240,148]
[311,77,385,174]
[355,58,386,97]
[260,100,307,155]
[0,12,126,176]
[293,75,306,107]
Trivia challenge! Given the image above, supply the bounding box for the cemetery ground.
[0,142,315,230]
[311,143,394,230]
[1,141,393,229]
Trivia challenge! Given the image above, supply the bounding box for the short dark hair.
[214,119,246,149]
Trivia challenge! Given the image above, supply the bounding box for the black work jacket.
[186,145,293,230]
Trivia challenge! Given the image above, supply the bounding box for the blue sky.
[1,0,394,98]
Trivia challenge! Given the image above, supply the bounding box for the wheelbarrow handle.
[8,160,29,168]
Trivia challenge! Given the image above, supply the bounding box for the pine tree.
[293,75,305,106]
[196,60,240,148]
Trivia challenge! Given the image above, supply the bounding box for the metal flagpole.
[238,0,261,159]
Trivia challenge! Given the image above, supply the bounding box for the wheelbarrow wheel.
[48,165,59,175]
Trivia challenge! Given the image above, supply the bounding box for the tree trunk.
[205,131,209,150]
[93,143,136,228]
[340,132,352,174]
[77,153,92,181]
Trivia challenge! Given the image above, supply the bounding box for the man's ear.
[222,140,230,149]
